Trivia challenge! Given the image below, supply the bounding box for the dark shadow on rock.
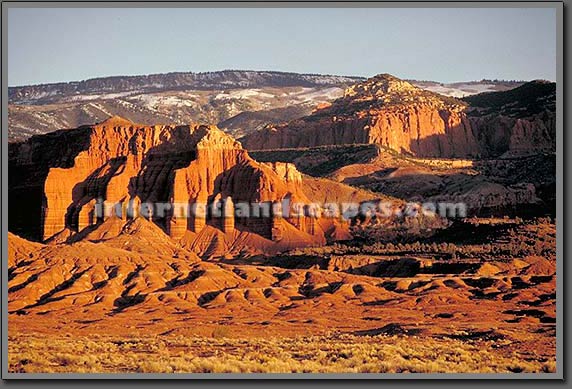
[9,127,92,241]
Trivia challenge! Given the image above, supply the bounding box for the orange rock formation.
[241,74,479,157]
[241,75,555,158]
[13,117,335,254]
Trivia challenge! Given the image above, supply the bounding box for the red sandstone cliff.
[10,116,342,254]
[240,75,555,158]
[241,74,479,158]
[463,80,556,157]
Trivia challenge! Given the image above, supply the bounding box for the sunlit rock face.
[9,116,331,253]
[241,75,555,159]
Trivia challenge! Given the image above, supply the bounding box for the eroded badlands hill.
[8,218,556,373]
[241,75,555,158]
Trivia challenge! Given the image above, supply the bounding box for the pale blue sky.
[8,7,556,86]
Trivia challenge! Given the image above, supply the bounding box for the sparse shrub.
[211,326,231,339]
[8,333,555,374]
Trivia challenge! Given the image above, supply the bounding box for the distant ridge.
[7,70,529,143]
[9,70,365,104]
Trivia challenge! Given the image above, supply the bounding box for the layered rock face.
[9,127,93,240]
[462,80,556,157]
[167,124,312,241]
[41,116,200,240]
[241,74,479,158]
[241,75,556,158]
[9,117,326,248]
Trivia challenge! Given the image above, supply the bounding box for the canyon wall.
[9,117,327,248]
[240,75,555,159]
[242,106,478,158]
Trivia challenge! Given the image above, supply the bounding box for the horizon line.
[8,68,549,89]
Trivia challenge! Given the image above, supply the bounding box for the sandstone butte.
[10,116,361,255]
[240,74,556,158]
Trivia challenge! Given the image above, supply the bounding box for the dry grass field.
[8,333,556,374]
